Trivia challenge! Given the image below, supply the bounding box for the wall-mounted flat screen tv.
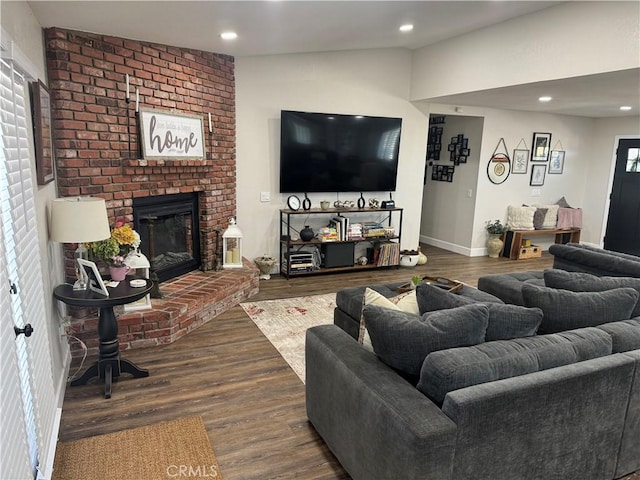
[279,110,402,193]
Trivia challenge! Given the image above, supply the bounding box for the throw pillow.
[506,205,536,230]
[358,288,419,347]
[543,269,640,317]
[533,208,548,230]
[363,303,489,378]
[416,283,542,340]
[556,196,572,208]
[533,204,559,229]
[521,283,639,334]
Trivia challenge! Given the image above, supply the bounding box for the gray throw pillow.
[521,283,639,334]
[544,268,640,317]
[533,208,548,230]
[416,283,542,341]
[363,303,489,378]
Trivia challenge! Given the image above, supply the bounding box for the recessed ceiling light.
[620,105,632,111]
[538,96,552,103]
[220,31,238,41]
[399,24,414,33]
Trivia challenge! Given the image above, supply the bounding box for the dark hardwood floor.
[57,246,558,479]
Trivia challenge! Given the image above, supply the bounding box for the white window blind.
[1,53,56,479]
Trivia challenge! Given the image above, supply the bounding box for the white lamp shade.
[50,197,111,243]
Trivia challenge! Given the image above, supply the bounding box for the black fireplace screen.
[133,193,201,282]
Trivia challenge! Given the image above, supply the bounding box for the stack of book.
[283,252,315,273]
[319,227,339,242]
[376,242,400,267]
[363,222,387,238]
[328,216,349,241]
[347,223,363,240]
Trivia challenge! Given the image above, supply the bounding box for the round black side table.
[53,279,154,399]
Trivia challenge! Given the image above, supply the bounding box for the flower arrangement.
[486,219,507,235]
[89,219,141,267]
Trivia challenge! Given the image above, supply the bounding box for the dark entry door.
[604,138,640,255]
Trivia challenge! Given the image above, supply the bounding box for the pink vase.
[109,265,130,281]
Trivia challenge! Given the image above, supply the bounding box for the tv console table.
[280,206,403,279]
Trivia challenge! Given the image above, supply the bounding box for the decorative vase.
[109,265,130,281]
[486,234,504,258]
[300,226,315,242]
[254,255,276,280]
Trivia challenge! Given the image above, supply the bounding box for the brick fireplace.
[46,28,258,353]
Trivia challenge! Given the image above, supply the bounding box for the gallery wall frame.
[548,150,565,174]
[530,164,547,186]
[531,132,552,162]
[29,80,55,185]
[512,149,529,174]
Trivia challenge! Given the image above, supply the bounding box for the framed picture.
[138,108,205,160]
[77,259,109,297]
[549,150,565,174]
[29,80,55,185]
[512,149,529,174]
[531,132,552,162]
[530,164,547,186]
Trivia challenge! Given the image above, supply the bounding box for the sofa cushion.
[363,303,488,378]
[417,327,612,404]
[358,288,419,348]
[521,283,639,334]
[477,271,544,306]
[416,283,541,341]
[544,268,640,317]
[335,282,404,321]
[595,318,640,353]
[549,243,640,277]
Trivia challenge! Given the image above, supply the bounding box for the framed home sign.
[138,108,205,160]
[29,80,55,185]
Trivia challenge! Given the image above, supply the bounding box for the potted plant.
[89,220,140,280]
[485,219,506,258]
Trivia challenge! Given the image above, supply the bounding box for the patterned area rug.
[241,293,336,382]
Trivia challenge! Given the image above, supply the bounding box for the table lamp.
[50,197,111,290]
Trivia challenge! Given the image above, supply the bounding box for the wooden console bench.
[502,228,581,260]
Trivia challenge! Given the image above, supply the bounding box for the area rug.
[52,416,222,480]
[241,293,336,382]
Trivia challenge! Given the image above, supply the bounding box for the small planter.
[486,234,504,258]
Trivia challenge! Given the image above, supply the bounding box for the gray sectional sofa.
[305,243,640,479]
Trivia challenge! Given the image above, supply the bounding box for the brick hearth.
[46,28,248,351]
[68,260,259,356]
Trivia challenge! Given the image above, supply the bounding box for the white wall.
[586,116,640,245]
[236,48,428,261]
[410,1,640,100]
[418,112,483,255]
[1,0,69,405]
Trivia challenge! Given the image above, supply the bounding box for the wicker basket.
[517,245,542,260]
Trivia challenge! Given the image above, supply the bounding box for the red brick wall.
[45,28,236,275]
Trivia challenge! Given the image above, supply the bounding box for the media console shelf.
[279,207,403,279]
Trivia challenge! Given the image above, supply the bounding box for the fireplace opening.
[133,193,201,282]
